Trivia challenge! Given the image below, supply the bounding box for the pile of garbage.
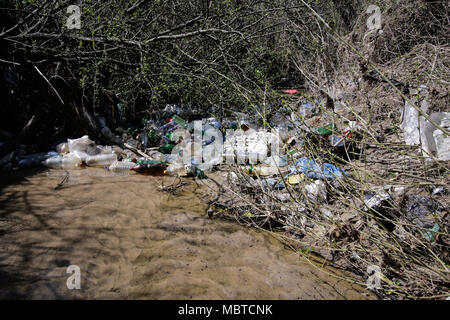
[1,88,448,299]
[0,98,358,181]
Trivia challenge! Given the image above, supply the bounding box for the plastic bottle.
[315,124,334,136]
[162,131,174,144]
[159,144,175,154]
[42,155,82,169]
[130,163,167,175]
[166,163,188,176]
[248,165,279,176]
[108,160,137,173]
[136,159,166,165]
[141,131,148,148]
[159,120,177,134]
[172,115,188,128]
[85,153,117,167]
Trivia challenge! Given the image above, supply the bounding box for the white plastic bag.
[56,142,69,154]
[67,135,95,154]
[305,180,327,202]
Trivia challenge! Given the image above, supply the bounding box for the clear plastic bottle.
[108,160,137,173]
[85,153,117,167]
[166,163,188,176]
[42,154,82,169]
[249,165,279,177]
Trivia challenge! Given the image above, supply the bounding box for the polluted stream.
[0,167,374,299]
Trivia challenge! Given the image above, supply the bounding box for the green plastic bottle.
[136,159,167,165]
[193,167,207,179]
[316,124,334,136]
[172,115,188,129]
[159,144,175,154]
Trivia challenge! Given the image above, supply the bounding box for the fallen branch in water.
[123,142,151,159]
[54,170,69,190]
[158,177,187,195]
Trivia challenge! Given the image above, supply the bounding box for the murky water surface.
[0,168,373,299]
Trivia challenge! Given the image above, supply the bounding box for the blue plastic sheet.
[288,158,346,180]
[260,178,285,190]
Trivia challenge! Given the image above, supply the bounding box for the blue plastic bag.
[288,158,346,180]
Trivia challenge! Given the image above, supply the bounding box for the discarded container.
[108,160,137,173]
[18,152,58,168]
[147,128,160,146]
[159,144,175,154]
[70,150,90,162]
[140,131,148,148]
[164,154,180,163]
[249,165,279,176]
[315,124,334,136]
[274,193,291,202]
[42,154,82,169]
[159,120,177,134]
[172,115,188,129]
[136,159,166,165]
[85,153,117,167]
[131,163,167,175]
[97,145,115,155]
[166,163,189,177]
[162,132,173,144]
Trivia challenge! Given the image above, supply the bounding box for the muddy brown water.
[0,168,373,299]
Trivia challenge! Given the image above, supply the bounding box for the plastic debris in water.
[288,158,346,180]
